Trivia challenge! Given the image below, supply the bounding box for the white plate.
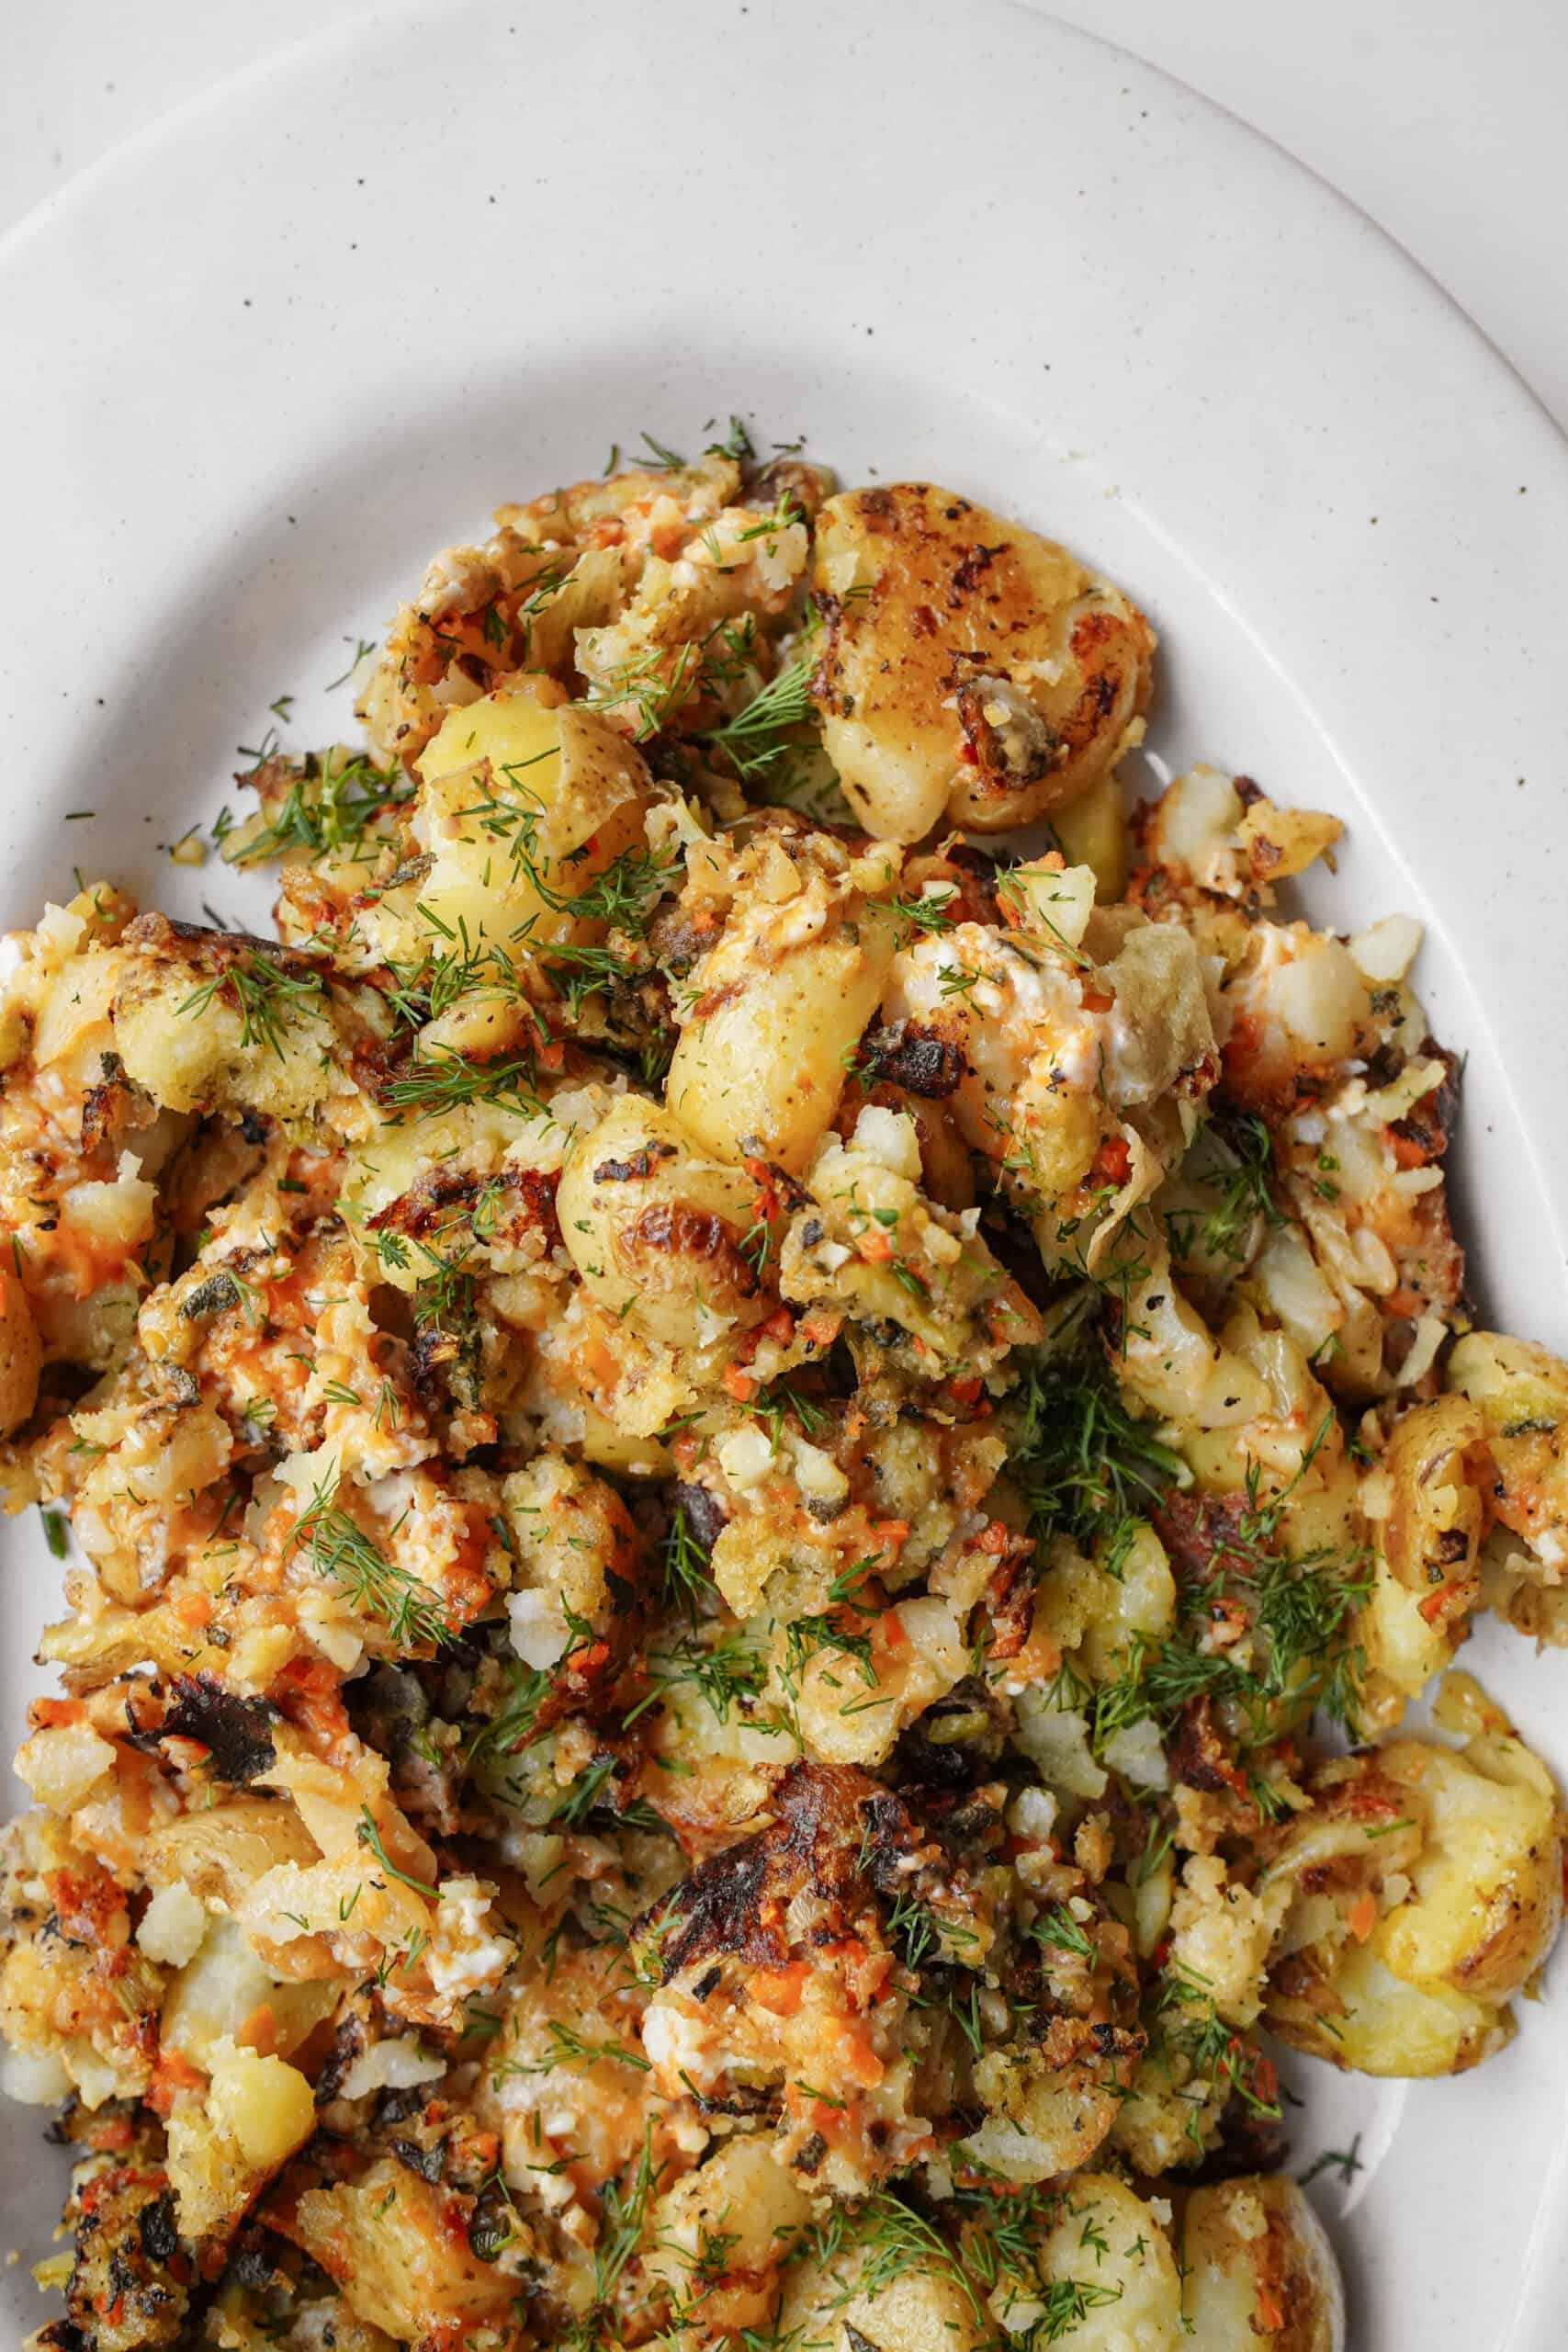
[3,4,1565,2343]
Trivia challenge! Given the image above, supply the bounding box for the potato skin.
[1448,1329,1568,1578]
[812,482,1153,841]
[288,2155,517,2340]
[1181,2175,1345,2352]
[0,1265,41,1436]
[1381,1393,1487,1634]
[1262,1702,1565,2075]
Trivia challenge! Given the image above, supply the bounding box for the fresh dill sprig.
[291,1483,451,1649]
[378,1043,544,1120]
[221,749,412,867]
[1010,1351,1189,1577]
[661,1503,710,1625]
[175,952,326,1060]
[622,1629,774,1732]
[355,1805,438,1899]
[701,650,817,780]
[468,1659,552,1762]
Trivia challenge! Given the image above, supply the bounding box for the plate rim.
[2,5,1566,2345]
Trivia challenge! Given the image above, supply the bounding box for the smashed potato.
[3,430,1562,2352]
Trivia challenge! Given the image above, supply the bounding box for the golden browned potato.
[400,681,654,967]
[557,1094,769,1346]
[664,829,898,1172]
[289,2156,518,2339]
[1181,2175,1345,2351]
[1263,1679,1565,2075]
[1379,1393,1488,1636]
[811,482,1154,840]
[1449,1329,1568,1580]
[994,2174,1185,2349]
[0,1265,40,1436]
[774,2230,989,2352]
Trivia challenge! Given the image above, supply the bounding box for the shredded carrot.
[1347,1889,1379,1942]
[1090,1135,1133,1187]
[1417,1585,1450,1624]
[29,1696,85,1729]
[722,1365,756,1402]
[85,2113,136,2154]
[145,2046,207,2116]
[236,2002,278,2056]
[749,1962,808,2017]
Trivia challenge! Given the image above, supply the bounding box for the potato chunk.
[557,1094,767,1346]
[1263,1682,1566,2075]
[291,2155,519,2339]
[812,482,1153,840]
[1182,2175,1345,2351]
[0,1264,41,1436]
[401,679,653,963]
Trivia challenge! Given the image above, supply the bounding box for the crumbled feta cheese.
[426,1879,513,2002]
[1101,1717,1170,1790]
[138,1883,209,1968]
[788,1435,850,1507]
[716,1424,774,1492]
[339,2037,447,2101]
[852,1102,921,1180]
[507,1585,570,1668]
[1005,1786,1059,1844]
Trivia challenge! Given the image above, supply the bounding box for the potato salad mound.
[2,436,1563,2352]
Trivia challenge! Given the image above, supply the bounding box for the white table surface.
[6,0,1567,435]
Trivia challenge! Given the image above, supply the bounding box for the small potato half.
[557,1094,769,1348]
[1181,2175,1345,2352]
[812,482,1154,841]
[1263,1686,1566,2075]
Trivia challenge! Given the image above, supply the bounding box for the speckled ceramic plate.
[2,2,1566,2341]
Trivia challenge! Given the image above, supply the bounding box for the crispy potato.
[110,916,376,1125]
[1011,2175,1183,2349]
[502,1448,642,1667]
[1449,1329,1568,1580]
[812,482,1153,840]
[665,832,898,1172]
[1181,2175,1345,2351]
[557,1093,768,1346]
[0,1266,41,1436]
[644,2137,813,2335]
[166,2035,316,2239]
[289,2156,518,2339]
[1264,1684,1565,2074]
[1380,1393,1488,1634]
[399,679,653,967]
[1356,1548,1461,1730]
[775,2232,989,2352]
[1051,767,1131,900]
